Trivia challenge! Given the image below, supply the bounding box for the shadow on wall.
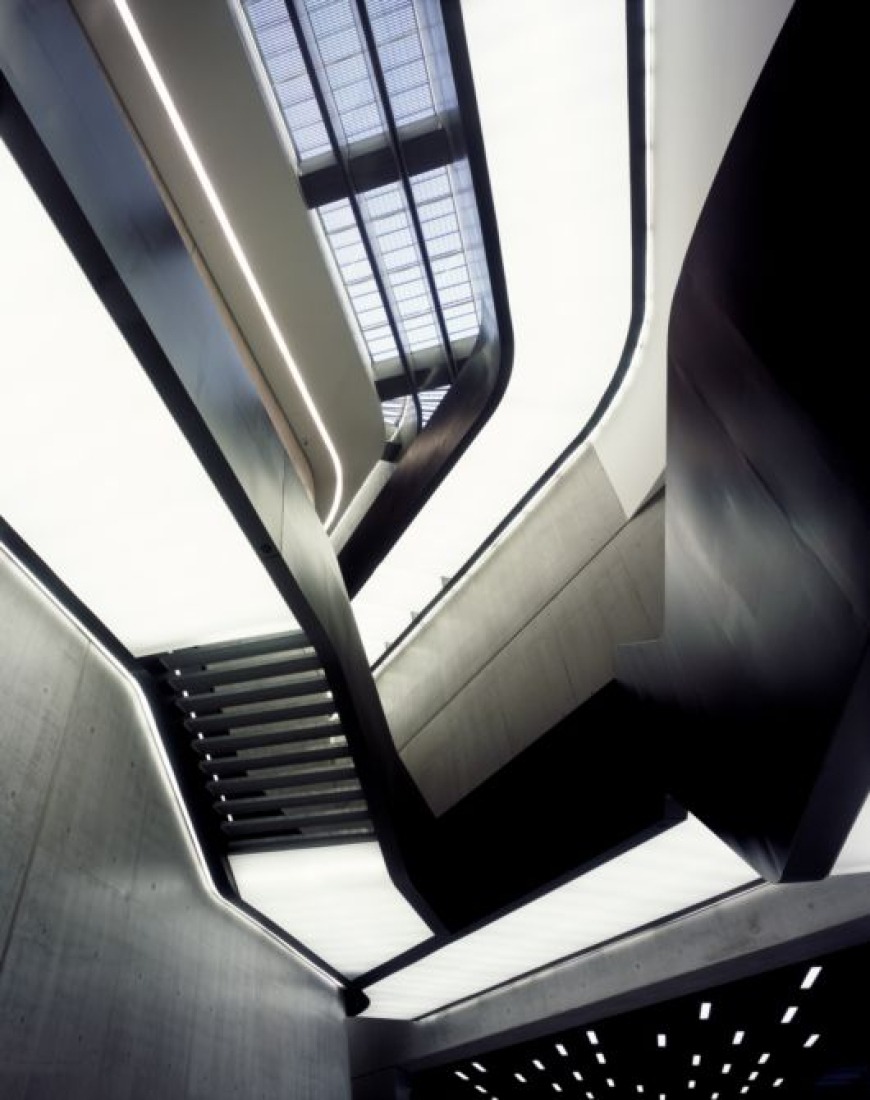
[0,549,349,1098]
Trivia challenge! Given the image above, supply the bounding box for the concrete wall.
[376,448,664,814]
[0,549,349,1099]
[350,873,870,1076]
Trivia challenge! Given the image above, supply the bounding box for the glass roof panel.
[236,0,482,417]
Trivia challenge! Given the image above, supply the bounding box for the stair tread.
[163,651,321,691]
[192,721,342,756]
[177,674,330,715]
[200,742,349,777]
[207,763,358,796]
[185,698,335,733]
[227,827,375,854]
[214,783,362,816]
[221,807,372,837]
[158,630,310,669]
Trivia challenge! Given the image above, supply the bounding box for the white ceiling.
[352,0,634,658]
[0,141,297,655]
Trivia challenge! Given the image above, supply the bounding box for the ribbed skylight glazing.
[242,0,331,162]
[411,167,479,342]
[235,0,483,427]
[318,198,400,362]
[381,384,449,430]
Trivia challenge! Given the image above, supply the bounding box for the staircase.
[153,630,374,854]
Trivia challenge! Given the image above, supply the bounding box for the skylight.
[234,0,481,429]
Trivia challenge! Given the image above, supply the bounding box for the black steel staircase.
[152,630,374,854]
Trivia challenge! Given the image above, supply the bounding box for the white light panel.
[229,841,432,978]
[0,143,297,655]
[362,815,756,1017]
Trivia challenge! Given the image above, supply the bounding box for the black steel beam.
[353,0,458,382]
[299,124,453,208]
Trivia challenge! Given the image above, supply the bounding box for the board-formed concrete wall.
[0,548,350,1099]
[376,449,664,815]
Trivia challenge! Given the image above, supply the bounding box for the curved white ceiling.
[0,142,298,655]
[352,0,633,657]
[352,0,797,661]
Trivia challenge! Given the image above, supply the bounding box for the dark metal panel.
[617,0,870,881]
[299,126,454,208]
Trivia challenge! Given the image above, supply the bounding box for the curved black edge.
[337,0,515,599]
[616,0,870,883]
[0,517,349,992]
[0,1,445,943]
[2,0,678,977]
[367,0,648,665]
[344,680,685,996]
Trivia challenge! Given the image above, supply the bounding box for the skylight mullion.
[307,2,357,47]
[243,5,290,38]
[349,290,383,314]
[332,82,379,120]
[431,268,471,294]
[367,210,411,237]
[255,22,301,56]
[409,171,451,202]
[372,32,421,73]
[382,63,431,100]
[370,342,399,362]
[361,187,406,218]
[414,195,454,222]
[430,251,466,275]
[374,225,415,254]
[328,224,363,249]
[420,212,460,241]
[359,318,393,339]
[425,232,462,260]
[392,284,428,308]
[351,0,461,381]
[369,1,417,39]
[273,70,322,107]
[435,282,474,309]
[275,92,323,130]
[324,52,370,94]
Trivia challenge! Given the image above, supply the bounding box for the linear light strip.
[0,539,341,990]
[111,0,344,530]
